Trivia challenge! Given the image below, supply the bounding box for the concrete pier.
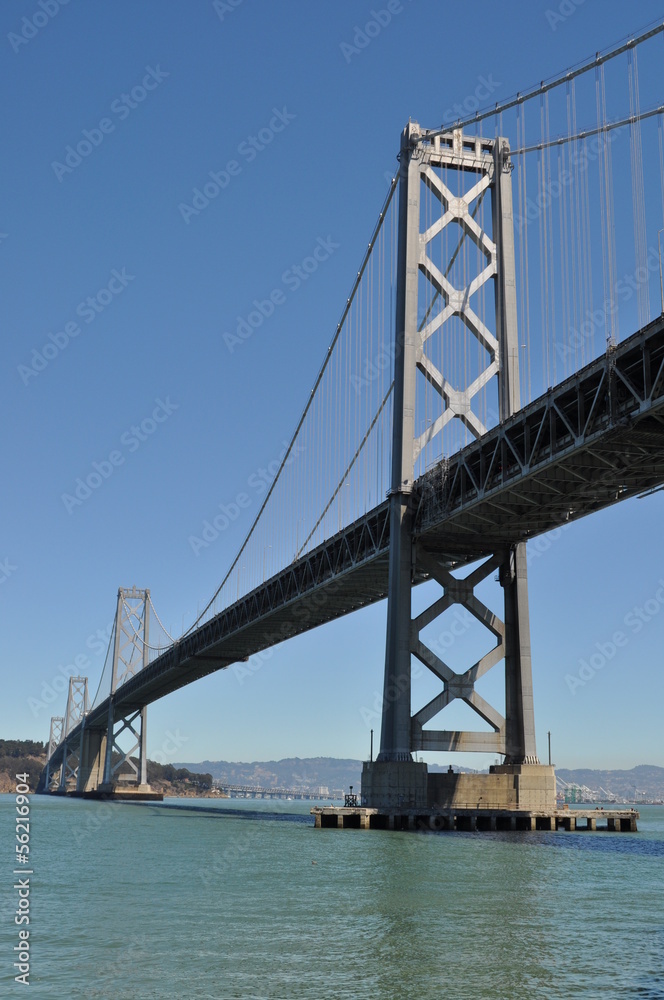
[70,786,163,801]
[311,806,639,833]
[361,762,558,812]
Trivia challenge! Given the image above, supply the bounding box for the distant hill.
[0,739,213,795]
[0,739,47,792]
[175,757,664,799]
[4,741,662,800]
[146,761,213,795]
[174,757,365,792]
[172,757,512,792]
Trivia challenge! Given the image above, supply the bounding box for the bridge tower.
[77,587,153,796]
[362,122,554,810]
[42,715,65,793]
[57,676,89,792]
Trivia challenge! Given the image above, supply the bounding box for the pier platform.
[311,806,638,832]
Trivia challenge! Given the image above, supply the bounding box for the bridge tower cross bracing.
[57,676,89,792]
[95,587,151,793]
[43,715,64,793]
[364,122,552,810]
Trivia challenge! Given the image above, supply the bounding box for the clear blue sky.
[2,0,664,772]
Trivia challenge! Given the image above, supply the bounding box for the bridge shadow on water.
[630,983,664,1000]
[122,799,664,853]
[125,800,313,825]
[127,801,664,856]
[627,926,664,1000]
[520,829,664,858]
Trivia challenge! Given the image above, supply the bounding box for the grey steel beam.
[44,716,64,793]
[492,136,538,765]
[378,122,421,762]
[413,731,504,753]
[64,676,88,736]
[502,545,538,762]
[493,138,520,421]
[102,588,150,790]
[47,716,63,761]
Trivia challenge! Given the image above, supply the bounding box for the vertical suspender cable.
[596,64,611,347]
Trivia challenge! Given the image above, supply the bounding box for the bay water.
[2,794,663,998]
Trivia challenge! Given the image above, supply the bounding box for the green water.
[2,795,663,998]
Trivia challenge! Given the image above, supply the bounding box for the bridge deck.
[417,316,664,559]
[47,317,664,771]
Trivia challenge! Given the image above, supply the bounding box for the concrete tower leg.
[502,542,538,763]
[77,728,107,793]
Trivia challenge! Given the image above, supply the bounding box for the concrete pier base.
[312,806,639,833]
[76,784,163,801]
[362,761,556,812]
[361,760,428,809]
[427,764,556,812]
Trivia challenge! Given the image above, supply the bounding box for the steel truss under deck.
[416,316,664,556]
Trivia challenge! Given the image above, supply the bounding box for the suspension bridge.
[40,22,664,817]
